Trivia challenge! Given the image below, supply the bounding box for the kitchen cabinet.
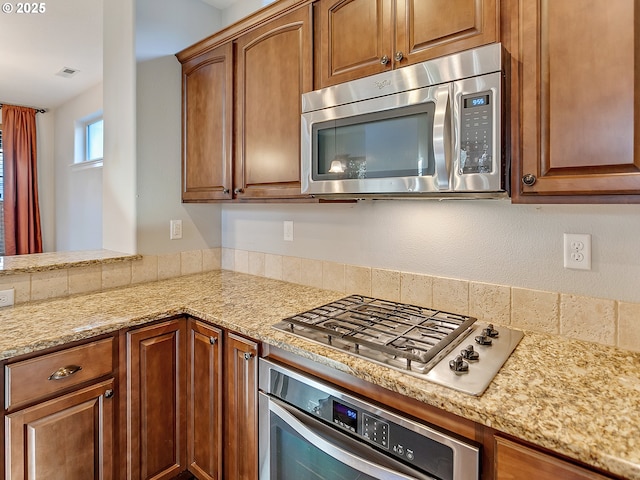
[187,319,223,480]
[314,0,498,88]
[509,0,640,202]
[224,332,259,480]
[495,436,614,480]
[234,5,313,200]
[124,317,258,480]
[181,43,234,202]
[125,319,187,480]
[179,3,313,202]
[3,337,116,480]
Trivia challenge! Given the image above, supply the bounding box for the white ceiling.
[0,0,245,111]
[0,0,103,110]
[200,0,239,8]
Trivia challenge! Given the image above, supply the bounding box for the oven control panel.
[362,413,389,448]
[328,397,455,477]
[261,358,481,480]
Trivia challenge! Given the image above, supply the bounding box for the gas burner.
[273,295,524,396]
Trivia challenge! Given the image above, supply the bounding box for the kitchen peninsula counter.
[0,270,637,479]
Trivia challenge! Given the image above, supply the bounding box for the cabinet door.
[315,0,393,88]
[182,43,233,202]
[126,320,186,480]
[495,437,613,480]
[513,0,640,201]
[5,379,115,480]
[187,320,223,480]
[395,0,497,67]
[234,6,313,199]
[224,333,258,480]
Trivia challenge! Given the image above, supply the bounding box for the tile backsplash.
[1,246,638,353]
[221,247,639,353]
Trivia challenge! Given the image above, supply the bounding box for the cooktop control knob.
[461,345,480,361]
[483,324,499,338]
[449,355,469,373]
[475,334,493,346]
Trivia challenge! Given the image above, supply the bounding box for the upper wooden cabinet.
[181,43,234,201]
[509,0,640,202]
[179,4,313,202]
[234,5,313,199]
[314,0,498,88]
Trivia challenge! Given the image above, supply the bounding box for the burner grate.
[281,295,476,366]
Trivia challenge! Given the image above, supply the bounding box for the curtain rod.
[0,103,47,114]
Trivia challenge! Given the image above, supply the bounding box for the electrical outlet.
[0,289,15,307]
[170,220,183,240]
[563,233,591,270]
[283,221,294,242]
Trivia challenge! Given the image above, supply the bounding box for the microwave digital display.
[463,95,490,108]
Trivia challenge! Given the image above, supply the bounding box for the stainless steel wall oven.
[259,358,480,480]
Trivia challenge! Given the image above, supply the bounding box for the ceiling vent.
[56,67,80,78]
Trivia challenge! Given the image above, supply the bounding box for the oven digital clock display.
[333,401,358,432]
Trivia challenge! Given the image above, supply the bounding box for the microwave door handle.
[433,86,451,190]
[268,398,435,480]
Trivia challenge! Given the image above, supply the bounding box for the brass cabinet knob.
[522,174,537,186]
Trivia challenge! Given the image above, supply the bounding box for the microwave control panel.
[459,91,493,174]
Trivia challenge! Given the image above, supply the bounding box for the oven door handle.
[267,396,436,480]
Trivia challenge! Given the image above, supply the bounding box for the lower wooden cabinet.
[3,336,117,480]
[125,319,187,480]
[224,333,259,480]
[495,436,614,480]
[124,317,257,480]
[5,379,115,480]
[187,320,223,480]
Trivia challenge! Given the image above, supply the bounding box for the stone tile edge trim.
[0,248,221,305]
[221,248,640,353]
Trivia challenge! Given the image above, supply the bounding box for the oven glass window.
[270,414,380,480]
[313,103,436,181]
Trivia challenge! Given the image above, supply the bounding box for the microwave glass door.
[312,103,435,181]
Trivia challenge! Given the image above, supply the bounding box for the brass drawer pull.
[48,365,83,380]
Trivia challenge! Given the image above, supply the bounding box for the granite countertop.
[0,270,638,479]
[0,249,141,275]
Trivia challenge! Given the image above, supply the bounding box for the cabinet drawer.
[5,337,114,409]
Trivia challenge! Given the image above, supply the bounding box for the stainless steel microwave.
[301,43,507,199]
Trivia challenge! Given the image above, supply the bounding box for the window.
[86,118,103,162]
[74,111,103,168]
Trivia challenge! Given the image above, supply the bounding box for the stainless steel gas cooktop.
[272,295,523,396]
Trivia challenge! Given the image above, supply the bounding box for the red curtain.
[3,105,43,255]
